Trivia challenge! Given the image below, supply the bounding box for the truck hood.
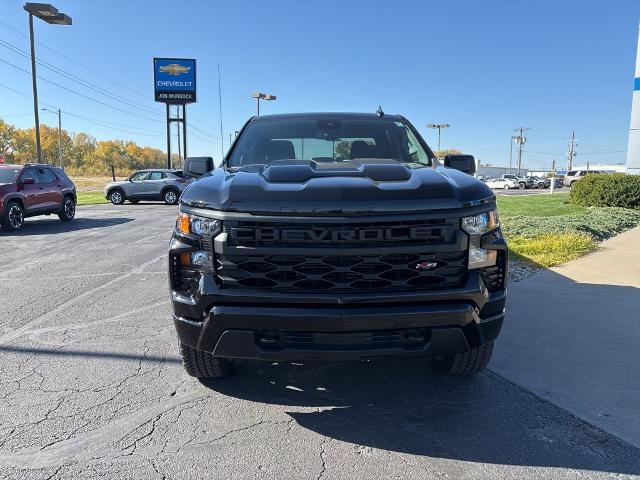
[180,160,494,215]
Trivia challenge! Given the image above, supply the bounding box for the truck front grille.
[216,251,467,292]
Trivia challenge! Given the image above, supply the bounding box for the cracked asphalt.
[1,203,639,479]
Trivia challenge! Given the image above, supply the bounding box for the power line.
[0,39,163,117]
[0,82,162,138]
[0,57,164,124]
[0,26,228,141]
[0,20,153,102]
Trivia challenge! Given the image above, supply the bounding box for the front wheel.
[518,182,526,189]
[1,201,25,231]
[58,196,76,222]
[109,190,125,205]
[503,185,510,190]
[163,189,179,205]
[179,342,234,378]
[432,341,494,375]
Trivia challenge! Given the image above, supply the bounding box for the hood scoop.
[262,159,412,183]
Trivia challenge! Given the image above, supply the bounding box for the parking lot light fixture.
[251,92,276,116]
[427,123,450,159]
[23,3,72,163]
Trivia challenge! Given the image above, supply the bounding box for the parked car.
[170,112,508,378]
[552,177,564,188]
[0,163,76,231]
[485,178,518,189]
[529,176,551,189]
[564,169,602,187]
[104,169,191,205]
[502,174,533,189]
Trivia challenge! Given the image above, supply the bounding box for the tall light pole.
[24,3,72,163]
[251,92,276,116]
[426,123,450,158]
[42,107,62,167]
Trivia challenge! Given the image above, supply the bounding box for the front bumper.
[171,266,506,361]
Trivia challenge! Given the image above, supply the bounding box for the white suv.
[565,169,602,187]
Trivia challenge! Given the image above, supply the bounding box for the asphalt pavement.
[0,204,638,479]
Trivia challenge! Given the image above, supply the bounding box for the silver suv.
[105,169,191,205]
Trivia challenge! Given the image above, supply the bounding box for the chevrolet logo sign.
[159,64,191,76]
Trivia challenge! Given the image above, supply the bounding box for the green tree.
[0,119,17,159]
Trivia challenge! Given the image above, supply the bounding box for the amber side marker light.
[177,212,190,235]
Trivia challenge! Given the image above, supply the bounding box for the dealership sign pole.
[153,58,196,169]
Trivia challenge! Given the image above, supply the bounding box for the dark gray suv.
[104,169,191,205]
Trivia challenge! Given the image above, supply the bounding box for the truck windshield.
[227,117,432,168]
[0,169,20,184]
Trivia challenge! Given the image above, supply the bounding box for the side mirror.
[183,156,214,178]
[21,177,36,185]
[443,154,476,175]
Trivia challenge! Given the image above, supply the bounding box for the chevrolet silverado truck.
[170,113,507,378]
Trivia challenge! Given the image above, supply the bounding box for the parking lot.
[494,186,569,196]
[1,204,639,479]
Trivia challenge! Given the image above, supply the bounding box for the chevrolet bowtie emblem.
[415,261,438,270]
[159,64,191,76]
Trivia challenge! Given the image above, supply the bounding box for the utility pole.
[513,127,529,175]
[550,160,556,194]
[42,107,63,167]
[508,134,518,171]
[567,130,577,171]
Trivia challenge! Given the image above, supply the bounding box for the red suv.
[0,164,76,231]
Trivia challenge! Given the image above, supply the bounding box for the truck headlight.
[176,213,221,237]
[461,210,499,235]
[175,213,221,273]
[461,210,499,269]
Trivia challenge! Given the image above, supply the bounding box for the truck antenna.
[376,106,384,117]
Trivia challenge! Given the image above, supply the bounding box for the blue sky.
[1,0,639,169]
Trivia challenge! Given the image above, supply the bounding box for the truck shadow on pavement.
[202,356,640,475]
[0,217,133,235]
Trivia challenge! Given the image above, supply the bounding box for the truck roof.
[251,112,405,122]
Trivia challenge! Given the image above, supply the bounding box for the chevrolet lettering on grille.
[229,226,441,243]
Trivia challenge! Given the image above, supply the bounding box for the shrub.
[501,207,640,241]
[569,174,640,209]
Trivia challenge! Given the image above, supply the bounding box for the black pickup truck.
[170,112,507,378]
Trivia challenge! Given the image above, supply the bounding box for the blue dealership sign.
[153,58,196,104]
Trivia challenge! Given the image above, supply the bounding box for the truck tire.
[518,182,526,189]
[433,341,494,375]
[179,342,234,378]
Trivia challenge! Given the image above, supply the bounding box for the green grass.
[496,192,586,217]
[497,192,640,267]
[507,233,596,267]
[77,191,108,206]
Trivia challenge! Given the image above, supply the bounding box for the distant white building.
[627,25,640,175]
